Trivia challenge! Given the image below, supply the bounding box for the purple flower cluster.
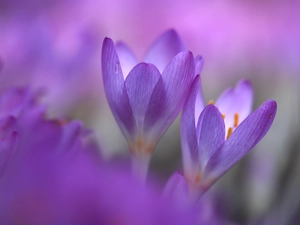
[102,30,277,190]
[0,29,277,224]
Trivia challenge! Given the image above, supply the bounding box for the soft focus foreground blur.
[0,0,299,224]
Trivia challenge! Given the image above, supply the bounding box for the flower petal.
[215,80,253,132]
[124,63,161,129]
[143,77,166,133]
[194,55,204,75]
[144,51,195,141]
[180,76,200,169]
[143,29,186,73]
[196,104,225,168]
[163,172,189,208]
[162,51,195,117]
[115,41,138,78]
[205,100,277,180]
[102,38,125,104]
[101,38,135,135]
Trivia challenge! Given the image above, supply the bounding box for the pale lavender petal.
[196,104,225,166]
[101,38,135,134]
[194,55,204,75]
[163,172,189,208]
[144,51,195,141]
[143,29,186,73]
[215,80,253,132]
[180,76,200,163]
[205,100,277,180]
[115,42,138,78]
[124,63,161,128]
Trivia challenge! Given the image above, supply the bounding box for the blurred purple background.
[0,0,299,223]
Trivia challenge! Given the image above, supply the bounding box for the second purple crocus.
[101,30,196,179]
[181,76,277,199]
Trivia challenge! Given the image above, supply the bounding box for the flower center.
[225,113,239,139]
[208,100,240,140]
[129,136,154,155]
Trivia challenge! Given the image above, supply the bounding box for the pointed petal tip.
[265,99,277,107]
[176,51,195,65]
[195,55,204,75]
[128,62,161,73]
[101,37,116,58]
[161,29,181,39]
[238,79,252,87]
[195,55,204,61]
[143,29,186,72]
[115,40,132,50]
[163,50,195,78]
[102,37,113,45]
[205,102,219,111]
[263,99,277,115]
[165,28,177,35]
[193,74,200,85]
[176,50,192,57]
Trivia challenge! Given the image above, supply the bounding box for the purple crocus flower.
[181,75,277,198]
[101,30,196,178]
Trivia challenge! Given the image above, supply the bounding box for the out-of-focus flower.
[101,30,197,179]
[181,76,277,198]
[0,86,198,224]
[0,3,102,116]
[0,151,198,225]
[0,87,99,178]
[164,172,234,225]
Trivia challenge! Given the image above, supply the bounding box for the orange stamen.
[226,127,233,139]
[222,114,226,119]
[208,100,215,105]
[234,113,239,127]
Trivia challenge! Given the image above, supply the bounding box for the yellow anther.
[226,127,233,139]
[234,113,239,127]
[222,114,226,119]
[208,100,215,105]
